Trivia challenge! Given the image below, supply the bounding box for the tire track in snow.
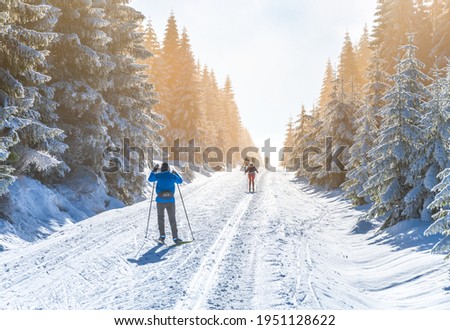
[174,173,265,310]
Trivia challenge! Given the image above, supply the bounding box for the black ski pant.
[157,202,178,239]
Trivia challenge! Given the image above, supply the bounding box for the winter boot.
[173,238,184,245]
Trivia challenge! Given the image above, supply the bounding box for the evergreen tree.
[296,112,322,181]
[318,59,334,117]
[200,67,221,147]
[363,34,428,229]
[342,103,377,205]
[171,28,202,149]
[371,0,390,51]
[412,64,449,221]
[342,50,389,205]
[194,60,208,148]
[211,71,227,152]
[338,32,363,95]
[48,0,115,176]
[315,78,354,188]
[239,127,255,150]
[399,35,431,221]
[0,0,67,196]
[371,0,415,74]
[222,76,242,162]
[140,18,163,115]
[101,1,163,203]
[425,167,450,259]
[415,0,435,71]
[281,116,294,169]
[159,12,181,144]
[432,0,450,66]
[425,62,450,258]
[141,18,162,84]
[356,25,372,87]
[290,105,310,170]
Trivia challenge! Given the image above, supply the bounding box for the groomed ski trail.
[174,173,265,309]
[1,170,449,310]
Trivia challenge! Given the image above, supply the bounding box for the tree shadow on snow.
[442,271,450,292]
[289,176,443,254]
[368,219,443,253]
[288,176,343,201]
[351,219,377,235]
[127,244,175,265]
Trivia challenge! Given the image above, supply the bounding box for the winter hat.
[161,162,169,172]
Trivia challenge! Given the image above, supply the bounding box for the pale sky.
[130,0,377,156]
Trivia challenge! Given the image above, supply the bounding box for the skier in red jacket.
[245,162,258,193]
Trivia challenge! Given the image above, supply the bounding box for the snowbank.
[0,164,217,251]
[0,171,124,251]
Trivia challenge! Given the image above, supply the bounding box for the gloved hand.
[152,163,160,172]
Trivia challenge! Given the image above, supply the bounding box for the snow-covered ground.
[0,170,125,251]
[0,170,449,309]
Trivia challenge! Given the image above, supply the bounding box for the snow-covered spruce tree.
[342,50,389,205]
[240,126,255,151]
[314,78,354,188]
[371,0,415,75]
[318,59,334,117]
[414,0,435,72]
[425,63,450,258]
[141,18,162,91]
[193,60,208,149]
[208,71,227,151]
[281,115,294,169]
[431,0,450,66]
[101,1,163,203]
[409,64,448,222]
[158,12,181,145]
[398,36,431,222]
[47,0,116,178]
[425,167,450,259]
[356,24,371,87]
[171,28,202,150]
[363,34,428,230]
[295,112,322,181]
[338,31,363,96]
[198,66,213,146]
[221,76,243,165]
[290,105,310,171]
[0,0,67,196]
[199,66,220,147]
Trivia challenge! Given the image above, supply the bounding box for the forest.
[0,1,254,208]
[282,0,450,257]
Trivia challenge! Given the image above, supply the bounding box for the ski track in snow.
[175,172,265,310]
[1,170,449,310]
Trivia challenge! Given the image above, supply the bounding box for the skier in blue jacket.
[148,162,184,244]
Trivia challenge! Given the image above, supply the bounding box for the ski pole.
[144,182,155,239]
[177,183,195,241]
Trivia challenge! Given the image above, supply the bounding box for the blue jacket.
[148,171,183,203]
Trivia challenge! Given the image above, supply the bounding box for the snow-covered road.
[1,170,449,309]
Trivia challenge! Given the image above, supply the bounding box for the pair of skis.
[154,239,193,247]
